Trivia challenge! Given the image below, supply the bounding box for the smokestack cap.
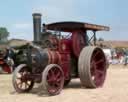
[32,13,42,18]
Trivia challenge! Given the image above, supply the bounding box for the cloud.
[32,0,82,23]
[9,22,33,41]
[7,0,128,41]
[31,0,106,24]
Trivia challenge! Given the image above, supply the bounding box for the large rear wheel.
[78,46,107,88]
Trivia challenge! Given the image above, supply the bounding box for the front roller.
[41,64,64,95]
[78,46,107,88]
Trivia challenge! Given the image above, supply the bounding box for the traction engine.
[12,13,110,95]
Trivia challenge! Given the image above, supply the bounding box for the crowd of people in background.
[106,50,128,66]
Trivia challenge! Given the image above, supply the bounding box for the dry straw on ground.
[0,65,128,102]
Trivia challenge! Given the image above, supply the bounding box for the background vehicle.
[0,49,12,74]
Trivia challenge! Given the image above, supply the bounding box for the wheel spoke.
[56,77,62,82]
[95,59,104,65]
[47,71,54,82]
[16,76,21,80]
[95,71,104,85]
[18,82,23,89]
[17,81,21,86]
[55,71,61,79]
[25,82,30,89]
[50,69,55,78]
[93,68,103,84]
[95,78,101,86]
[25,81,30,86]
[47,77,53,82]
[93,51,100,59]
[96,69,103,75]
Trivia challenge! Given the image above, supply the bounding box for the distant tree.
[98,37,104,41]
[0,27,9,42]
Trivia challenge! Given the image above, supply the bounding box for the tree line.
[0,27,9,43]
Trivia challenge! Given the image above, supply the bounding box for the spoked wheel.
[42,64,64,95]
[78,46,107,88]
[12,64,34,93]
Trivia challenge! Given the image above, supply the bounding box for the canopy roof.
[45,21,110,32]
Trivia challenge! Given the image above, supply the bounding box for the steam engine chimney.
[32,13,42,43]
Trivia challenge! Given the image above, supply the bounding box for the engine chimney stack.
[32,13,42,43]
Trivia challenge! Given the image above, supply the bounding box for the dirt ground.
[0,65,128,102]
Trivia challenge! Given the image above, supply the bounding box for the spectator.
[124,52,128,66]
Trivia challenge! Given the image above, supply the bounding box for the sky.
[0,0,128,41]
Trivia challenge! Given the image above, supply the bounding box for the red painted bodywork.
[43,22,109,80]
[0,58,11,73]
[45,31,85,80]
